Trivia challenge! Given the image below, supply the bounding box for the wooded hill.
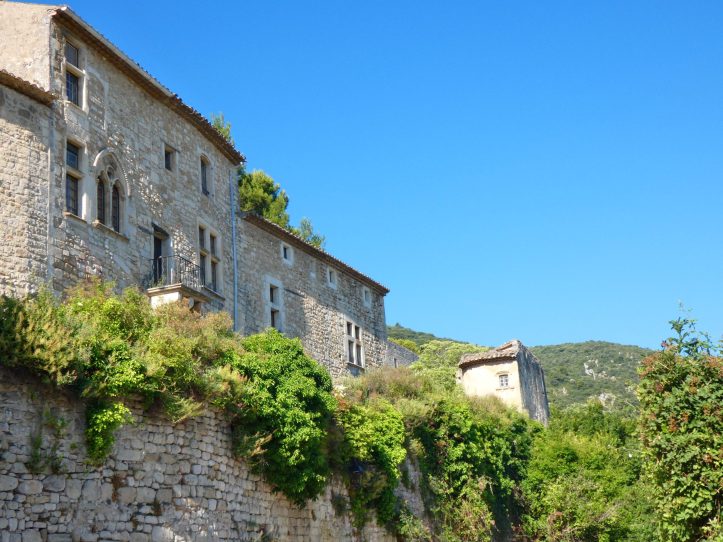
[387,325,653,411]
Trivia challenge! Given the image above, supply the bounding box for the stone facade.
[0,366,402,542]
[458,340,550,425]
[0,2,390,377]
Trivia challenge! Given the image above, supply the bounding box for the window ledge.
[496,386,515,391]
[202,286,225,301]
[92,220,129,242]
[347,362,365,371]
[65,100,86,114]
[63,211,86,224]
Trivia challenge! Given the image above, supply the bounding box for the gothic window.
[96,179,106,224]
[111,184,121,232]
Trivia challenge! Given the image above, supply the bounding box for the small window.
[198,226,205,249]
[362,287,372,308]
[65,174,79,216]
[271,309,280,329]
[96,180,106,224]
[210,233,217,256]
[499,374,509,389]
[66,142,80,170]
[200,157,210,195]
[280,243,293,265]
[269,284,278,304]
[111,184,121,232]
[346,319,364,367]
[164,145,175,171]
[327,268,337,289]
[199,253,207,285]
[210,260,218,291]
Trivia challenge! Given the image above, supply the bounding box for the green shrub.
[638,318,723,541]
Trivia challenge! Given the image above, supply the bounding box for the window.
[280,243,293,266]
[198,225,221,292]
[96,180,106,224]
[64,41,82,107]
[164,145,176,171]
[111,184,121,232]
[327,268,337,289]
[499,374,509,389]
[200,157,210,195]
[65,141,81,216]
[265,278,283,331]
[66,142,80,170]
[362,287,372,308]
[346,320,364,367]
[65,174,79,216]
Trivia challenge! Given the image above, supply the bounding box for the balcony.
[143,255,211,309]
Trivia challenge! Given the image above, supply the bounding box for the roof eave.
[52,6,245,165]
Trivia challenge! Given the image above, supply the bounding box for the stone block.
[17,480,42,495]
[43,475,66,492]
[0,475,18,492]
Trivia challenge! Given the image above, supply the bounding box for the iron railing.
[144,255,203,291]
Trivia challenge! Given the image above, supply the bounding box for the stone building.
[458,340,550,425]
[0,2,391,378]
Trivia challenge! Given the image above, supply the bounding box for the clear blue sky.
[55,1,723,348]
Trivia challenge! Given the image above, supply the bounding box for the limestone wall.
[237,219,388,379]
[458,358,523,411]
[0,367,397,542]
[385,341,419,368]
[517,348,550,426]
[0,82,53,298]
[0,3,53,89]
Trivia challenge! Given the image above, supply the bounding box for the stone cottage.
[0,1,397,378]
[458,340,550,425]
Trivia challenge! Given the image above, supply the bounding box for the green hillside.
[529,341,653,411]
[388,325,653,412]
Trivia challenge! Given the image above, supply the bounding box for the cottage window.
[280,243,294,265]
[499,374,509,389]
[64,41,83,107]
[346,320,364,367]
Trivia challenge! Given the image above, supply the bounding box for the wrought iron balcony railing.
[144,255,203,291]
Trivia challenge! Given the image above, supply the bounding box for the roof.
[0,69,56,106]
[459,339,542,369]
[50,5,244,165]
[241,213,390,295]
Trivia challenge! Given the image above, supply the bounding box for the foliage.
[638,317,723,541]
[85,402,133,464]
[388,337,420,355]
[290,217,326,249]
[238,169,291,229]
[521,400,655,541]
[531,341,652,412]
[386,323,449,348]
[336,398,406,526]
[210,112,234,146]
[224,330,337,505]
[412,340,488,392]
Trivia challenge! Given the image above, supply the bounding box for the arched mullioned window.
[111,184,121,232]
[96,178,107,224]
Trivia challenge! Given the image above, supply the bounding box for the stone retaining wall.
[0,367,400,542]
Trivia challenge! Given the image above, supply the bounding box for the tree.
[210,112,234,146]
[291,217,326,249]
[238,169,290,229]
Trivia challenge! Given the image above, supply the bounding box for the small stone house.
[0,2,392,379]
[458,340,550,425]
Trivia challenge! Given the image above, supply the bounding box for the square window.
[499,374,509,388]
